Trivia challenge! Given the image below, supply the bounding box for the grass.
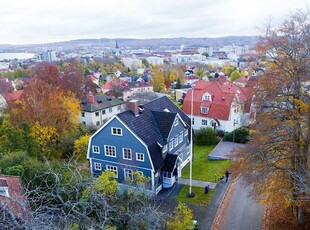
[182,144,232,182]
[176,185,215,206]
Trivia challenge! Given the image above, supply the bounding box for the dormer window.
[202,92,212,101]
[174,117,179,126]
[201,107,209,114]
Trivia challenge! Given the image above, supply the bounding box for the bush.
[4,165,24,176]
[194,128,218,146]
[223,127,249,143]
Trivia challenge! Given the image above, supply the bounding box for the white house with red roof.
[182,80,252,132]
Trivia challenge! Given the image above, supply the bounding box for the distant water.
[0,53,36,60]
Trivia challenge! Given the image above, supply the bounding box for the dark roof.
[162,154,178,172]
[152,111,176,139]
[80,94,125,112]
[127,81,151,88]
[117,96,190,172]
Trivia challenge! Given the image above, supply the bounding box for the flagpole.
[189,86,194,197]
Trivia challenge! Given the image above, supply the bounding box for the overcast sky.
[0,0,307,45]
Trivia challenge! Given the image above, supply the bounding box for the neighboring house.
[80,91,126,129]
[1,90,24,106]
[233,76,250,88]
[0,175,28,222]
[182,80,252,132]
[122,81,154,101]
[87,96,191,195]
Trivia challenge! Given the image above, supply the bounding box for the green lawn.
[176,185,214,206]
[182,145,232,182]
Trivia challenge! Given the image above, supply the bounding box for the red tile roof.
[0,175,27,220]
[2,90,24,105]
[183,80,250,121]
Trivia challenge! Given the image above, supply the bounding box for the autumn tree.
[150,66,165,92]
[229,69,241,81]
[237,9,310,226]
[8,78,80,158]
[166,203,194,230]
[30,62,59,86]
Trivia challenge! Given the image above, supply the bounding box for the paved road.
[224,178,264,230]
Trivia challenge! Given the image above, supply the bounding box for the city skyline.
[0,0,307,45]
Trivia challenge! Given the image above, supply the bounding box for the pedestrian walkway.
[178,178,217,189]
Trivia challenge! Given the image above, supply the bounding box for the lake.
[0,53,36,60]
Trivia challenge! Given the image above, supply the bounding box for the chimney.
[87,91,95,104]
[0,179,9,197]
[128,100,139,116]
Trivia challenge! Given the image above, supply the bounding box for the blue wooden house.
[87,96,192,195]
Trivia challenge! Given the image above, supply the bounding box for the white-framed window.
[124,168,133,181]
[117,105,121,111]
[96,121,100,126]
[202,119,208,126]
[104,145,116,157]
[174,117,179,126]
[111,127,122,136]
[136,152,144,161]
[81,112,85,117]
[169,139,174,151]
[109,108,113,113]
[201,107,209,114]
[94,162,101,170]
[174,136,178,147]
[162,144,167,153]
[184,129,188,136]
[123,148,132,160]
[202,93,211,101]
[95,111,99,116]
[102,109,106,115]
[179,132,183,143]
[93,145,100,154]
[106,165,118,178]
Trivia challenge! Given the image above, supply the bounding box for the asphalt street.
[223,178,264,230]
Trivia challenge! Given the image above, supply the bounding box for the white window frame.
[94,162,101,170]
[174,136,178,147]
[174,118,179,126]
[184,129,188,136]
[123,148,132,160]
[162,144,168,153]
[124,168,133,181]
[201,107,209,114]
[81,112,85,117]
[169,139,174,151]
[111,127,122,136]
[179,132,183,143]
[136,152,144,162]
[104,145,116,157]
[95,111,100,117]
[106,165,118,178]
[109,108,113,113]
[202,119,208,126]
[93,145,100,154]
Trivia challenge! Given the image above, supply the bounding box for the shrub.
[194,128,218,145]
[223,127,249,143]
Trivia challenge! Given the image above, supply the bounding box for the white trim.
[136,152,145,162]
[87,115,119,159]
[92,145,100,154]
[111,127,122,136]
[89,158,93,174]
[166,113,188,140]
[94,162,102,170]
[104,145,116,157]
[106,165,118,178]
[88,115,155,172]
[89,158,152,171]
[113,116,155,172]
[124,168,133,181]
[122,148,132,160]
